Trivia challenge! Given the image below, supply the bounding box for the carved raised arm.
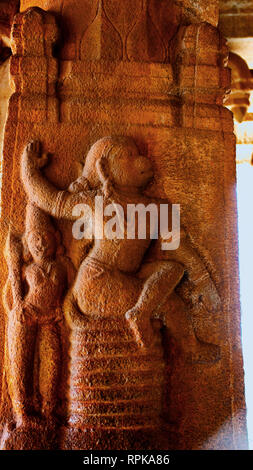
[21,141,61,215]
[21,141,95,221]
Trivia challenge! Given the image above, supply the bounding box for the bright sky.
[237,162,253,449]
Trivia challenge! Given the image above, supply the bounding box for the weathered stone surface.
[0,1,247,450]
[0,59,12,189]
[19,1,219,60]
[0,1,19,187]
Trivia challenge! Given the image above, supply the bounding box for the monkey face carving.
[82,136,154,190]
[106,143,153,188]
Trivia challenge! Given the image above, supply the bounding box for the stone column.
[0,0,248,450]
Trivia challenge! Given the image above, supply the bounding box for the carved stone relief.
[0,1,247,451]
[0,136,220,449]
[1,195,75,449]
[20,1,219,60]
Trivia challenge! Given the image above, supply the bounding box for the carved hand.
[23,141,49,170]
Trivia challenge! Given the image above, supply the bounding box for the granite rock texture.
[0,0,248,450]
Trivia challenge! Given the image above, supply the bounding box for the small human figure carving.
[4,203,75,429]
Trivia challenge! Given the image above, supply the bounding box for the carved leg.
[38,321,61,420]
[126,261,184,348]
[6,311,37,428]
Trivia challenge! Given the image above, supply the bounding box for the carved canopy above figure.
[19,0,220,60]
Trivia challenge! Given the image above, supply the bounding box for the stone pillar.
[0,0,248,450]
